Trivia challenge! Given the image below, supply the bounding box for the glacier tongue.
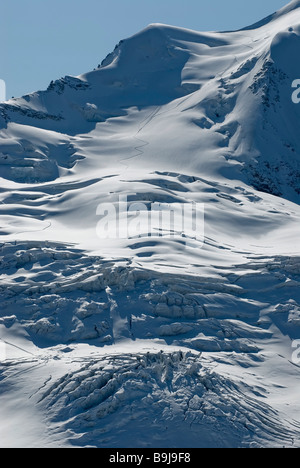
[0,0,300,448]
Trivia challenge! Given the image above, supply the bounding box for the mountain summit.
[1,0,300,201]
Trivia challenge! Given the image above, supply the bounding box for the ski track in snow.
[119,106,160,170]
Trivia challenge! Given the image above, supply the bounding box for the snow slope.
[0,1,300,448]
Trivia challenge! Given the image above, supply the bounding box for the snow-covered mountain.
[0,1,300,448]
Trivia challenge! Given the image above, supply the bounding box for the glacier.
[0,0,300,448]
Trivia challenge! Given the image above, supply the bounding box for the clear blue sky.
[1,0,289,99]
